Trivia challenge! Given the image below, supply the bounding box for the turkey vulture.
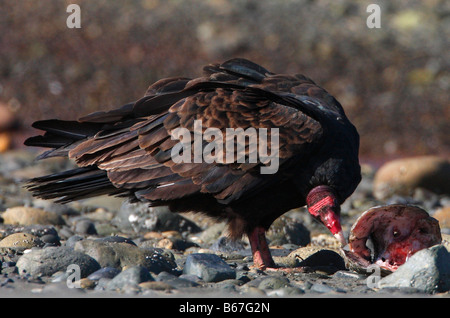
[25,58,361,270]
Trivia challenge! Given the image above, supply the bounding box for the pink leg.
[248,226,307,273]
[248,226,276,270]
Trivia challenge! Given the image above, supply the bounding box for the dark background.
[0,0,448,163]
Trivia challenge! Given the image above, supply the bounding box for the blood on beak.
[306,185,347,246]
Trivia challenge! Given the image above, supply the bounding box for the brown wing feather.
[26,58,335,205]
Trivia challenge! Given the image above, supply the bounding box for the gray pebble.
[258,276,291,290]
[58,226,75,239]
[379,245,450,293]
[266,286,305,296]
[95,236,136,246]
[183,253,236,283]
[87,267,121,281]
[311,282,337,293]
[106,266,153,291]
[40,234,60,246]
[65,235,83,248]
[74,240,177,274]
[157,272,199,288]
[75,219,97,235]
[113,202,201,234]
[16,246,100,278]
[210,236,245,253]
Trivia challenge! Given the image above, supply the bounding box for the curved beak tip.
[334,231,347,247]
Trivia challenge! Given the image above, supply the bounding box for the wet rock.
[106,266,154,291]
[210,236,245,254]
[87,267,121,281]
[374,156,450,200]
[311,282,345,293]
[74,219,97,235]
[78,278,96,289]
[283,246,345,273]
[139,280,173,291]
[0,225,59,241]
[113,202,202,234]
[156,271,199,288]
[0,233,42,249]
[183,253,236,282]
[156,237,194,251]
[257,276,291,290]
[74,239,177,274]
[32,199,78,217]
[379,245,450,293]
[1,207,65,226]
[65,235,83,248]
[40,234,60,246]
[267,286,305,296]
[198,222,227,245]
[267,216,310,246]
[16,246,100,277]
[310,234,342,249]
[95,235,136,245]
[58,226,75,239]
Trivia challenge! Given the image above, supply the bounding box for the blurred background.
[0,0,448,164]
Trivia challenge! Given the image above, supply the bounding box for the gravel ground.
[0,150,449,298]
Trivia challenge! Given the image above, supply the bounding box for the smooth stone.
[79,277,96,289]
[311,282,338,293]
[139,281,173,291]
[1,207,65,226]
[74,219,97,235]
[284,246,345,273]
[40,234,60,246]
[374,156,450,199]
[379,245,450,293]
[106,266,153,291]
[112,202,202,234]
[16,246,100,277]
[267,216,310,246]
[183,253,236,282]
[0,233,42,249]
[258,276,290,290]
[95,236,136,246]
[266,286,305,296]
[74,240,177,274]
[210,236,245,254]
[156,237,197,251]
[87,267,121,281]
[156,272,199,288]
[198,222,227,244]
[65,235,83,248]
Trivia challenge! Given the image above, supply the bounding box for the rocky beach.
[0,1,449,302]
[0,150,448,298]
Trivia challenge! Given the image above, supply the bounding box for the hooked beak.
[306,185,347,247]
[334,230,347,247]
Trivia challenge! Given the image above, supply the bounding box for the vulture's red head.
[306,185,346,246]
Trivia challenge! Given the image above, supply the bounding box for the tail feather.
[26,166,131,203]
[30,120,103,141]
